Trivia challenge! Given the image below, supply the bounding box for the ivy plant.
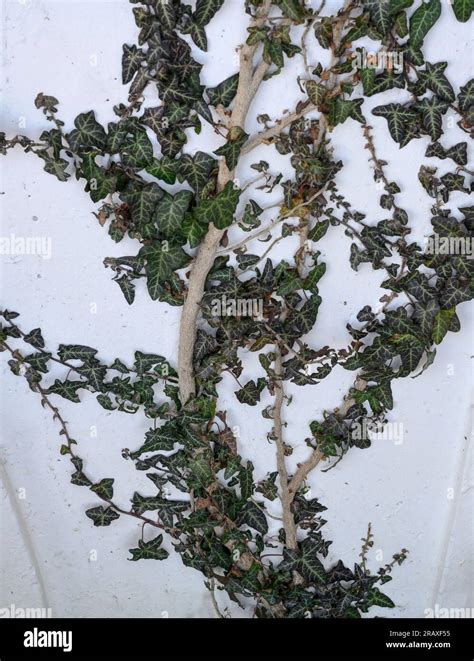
[1,0,473,619]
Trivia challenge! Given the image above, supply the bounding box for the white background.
[0,0,472,618]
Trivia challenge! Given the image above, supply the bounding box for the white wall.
[0,0,472,618]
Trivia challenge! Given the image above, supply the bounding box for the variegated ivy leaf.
[214,126,248,170]
[129,535,169,561]
[327,98,364,127]
[238,501,268,535]
[280,538,326,583]
[195,180,241,230]
[409,0,441,49]
[91,478,114,500]
[85,506,120,527]
[416,97,448,141]
[276,0,304,20]
[58,344,97,362]
[206,73,239,107]
[372,103,419,144]
[139,241,190,299]
[67,111,107,153]
[115,274,135,305]
[306,80,326,106]
[452,0,474,22]
[121,182,163,230]
[121,128,153,168]
[146,157,179,185]
[122,44,143,85]
[81,151,117,203]
[362,0,392,34]
[156,0,176,31]
[417,62,455,102]
[178,151,217,197]
[36,151,70,182]
[154,190,193,238]
[432,308,456,344]
[194,0,224,26]
[458,79,474,113]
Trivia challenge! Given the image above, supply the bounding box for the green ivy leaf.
[154,190,193,238]
[409,0,441,49]
[432,307,456,344]
[416,96,448,141]
[139,241,190,299]
[45,379,83,402]
[85,506,120,526]
[452,0,474,21]
[121,129,153,168]
[122,44,143,84]
[363,0,392,34]
[418,62,455,102]
[115,275,135,305]
[195,181,241,230]
[194,0,224,26]
[91,478,114,500]
[129,535,169,561]
[238,501,268,535]
[372,103,419,144]
[68,111,107,152]
[207,74,239,107]
[214,126,248,170]
[179,151,217,197]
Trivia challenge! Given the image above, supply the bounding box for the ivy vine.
[1,0,473,618]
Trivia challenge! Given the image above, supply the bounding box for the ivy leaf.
[367,588,395,608]
[145,157,179,185]
[306,81,326,107]
[115,274,135,305]
[129,535,169,561]
[276,0,303,20]
[328,98,364,127]
[409,0,441,49]
[195,181,241,230]
[308,219,330,242]
[413,299,440,336]
[432,308,456,344]
[458,79,474,112]
[139,242,190,298]
[45,379,83,402]
[37,152,70,182]
[68,111,107,152]
[235,379,266,406]
[121,129,153,168]
[85,506,120,526]
[24,328,45,349]
[154,190,193,238]
[207,74,239,107]
[190,23,208,51]
[416,96,448,141]
[77,363,107,391]
[189,457,214,487]
[439,278,472,308]
[58,344,97,361]
[179,151,217,197]
[363,0,392,34]
[452,0,474,21]
[24,352,51,373]
[418,62,455,102]
[91,478,114,500]
[134,425,178,455]
[81,152,117,203]
[214,126,248,170]
[280,538,326,583]
[121,182,163,229]
[122,44,143,84]
[194,0,224,26]
[134,351,166,374]
[238,501,268,535]
[390,0,414,13]
[372,104,419,144]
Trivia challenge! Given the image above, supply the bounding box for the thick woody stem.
[273,346,298,549]
[178,2,271,405]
